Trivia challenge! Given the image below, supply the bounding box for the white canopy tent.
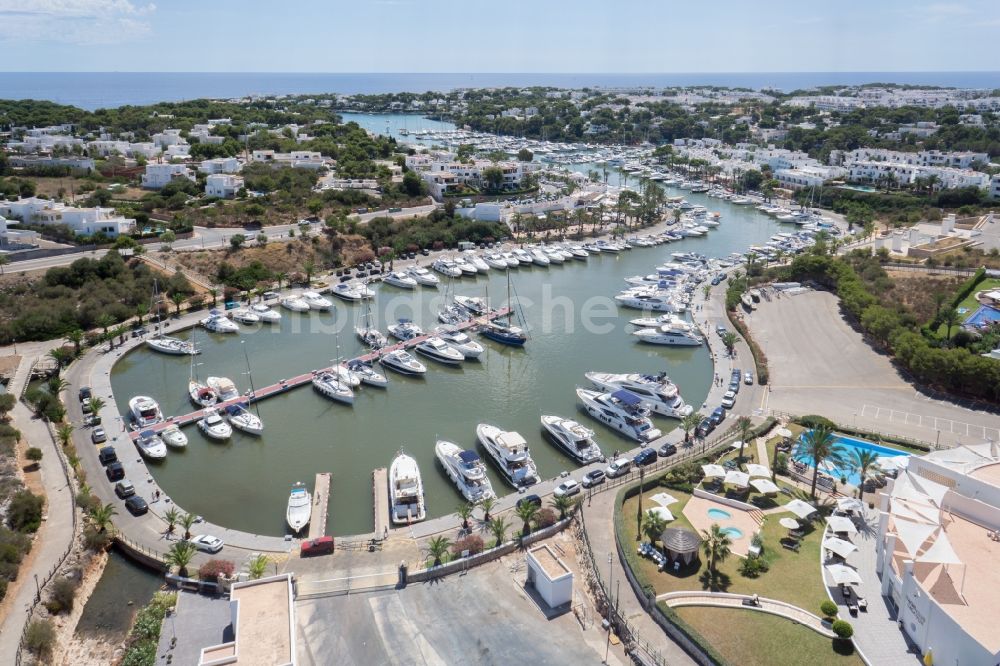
[892,517,938,558]
[649,492,679,508]
[750,478,780,494]
[647,506,675,522]
[745,464,771,478]
[702,464,726,479]
[779,517,801,530]
[775,427,792,438]
[724,470,750,488]
[827,515,859,535]
[825,563,863,586]
[836,497,864,513]
[823,537,858,559]
[785,499,817,520]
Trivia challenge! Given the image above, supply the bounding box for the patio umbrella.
[785,499,817,520]
[836,497,864,513]
[724,470,750,488]
[648,506,675,522]
[649,492,678,508]
[823,537,858,559]
[779,517,801,530]
[746,463,771,478]
[702,464,726,478]
[825,563,862,586]
[750,478,780,494]
[729,440,745,450]
[775,427,793,438]
[827,515,858,535]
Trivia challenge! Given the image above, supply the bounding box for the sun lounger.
[781,540,800,552]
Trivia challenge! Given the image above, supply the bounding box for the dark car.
[106,462,125,482]
[716,325,728,337]
[581,469,606,488]
[516,494,542,510]
[98,446,118,466]
[710,406,727,425]
[420,248,430,256]
[78,386,92,402]
[696,418,715,439]
[634,448,657,467]
[91,427,107,444]
[301,535,335,557]
[711,275,723,286]
[115,480,136,499]
[657,443,678,458]
[125,495,148,516]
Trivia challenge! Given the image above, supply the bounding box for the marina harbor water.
[110,190,797,537]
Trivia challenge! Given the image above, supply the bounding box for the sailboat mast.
[241,340,259,417]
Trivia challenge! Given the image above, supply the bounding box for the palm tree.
[478,496,496,522]
[851,449,880,504]
[427,536,451,566]
[551,494,576,520]
[180,512,197,540]
[736,416,753,465]
[96,313,115,337]
[799,424,847,499]
[721,331,740,356]
[164,508,180,536]
[89,503,117,534]
[65,329,84,356]
[304,260,316,285]
[701,524,733,591]
[681,412,703,444]
[56,423,74,447]
[702,284,711,301]
[488,516,508,547]
[514,502,539,537]
[46,376,69,396]
[47,348,72,373]
[248,554,270,580]
[170,292,186,317]
[641,509,668,549]
[167,541,197,577]
[456,503,474,531]
[208,288,219,307]
[275,272,288,290]
[86,397,105,416]
[941,307,960,340]
[135,303,149,327]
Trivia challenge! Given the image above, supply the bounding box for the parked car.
[731,369,742,382]
[516,494,543,510]
[633,448,657,467]
[581,469,606,488]
[114,480,135,498]
[78,386,92,402]
[716,325,727,337]
[262,291,280,300]
[721,391,736,409]
[420,248,430,256]
[696,419,715,439]
[744,371,754,385]
[710,275,723,286]
[301,536,335,557]
[106,462,125,482]
[605,458,632,478]
[657,443,678,458]
[188,534,224,554]
[554,479,581,498]
[125,495,148,515]
[91,427,107,444]
[710,406,727,426]
[98,446,118,466]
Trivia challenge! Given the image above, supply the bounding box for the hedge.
[949,267,986,309]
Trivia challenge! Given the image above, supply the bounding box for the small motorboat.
[482,253,509,270]
[199,310,240,334]
[224,402,263,435]
[406,265,440,287]
[454,295,488,316]
[206,376,240,402]
[390,451,427,524]
[136,430,168,460]
[461,251,490,273]
[197,410,232,440]
[433,325,484,359]
[388,319,423,341]
[383,271,418,289]
[286,482,311,533]
[160,424,188,448]
[311,370,355,404]
[188,381,217,408]
[231,309,260,325]
[529,248,551,266]
[302,290,333,311]
[379,349,427,376]
[432,259,462,278]
[281,296,310,312]
[452,256,478,276]
[129,396,163,429]
[331,282,364,302]
[250,303,282,323]
[347,360,388,388]
[146,336,198,356]
[414,336,465,365]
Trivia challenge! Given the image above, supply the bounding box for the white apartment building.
[205,174,244,199]
[152,129,186,148]
[774,165,846,189]
[164,144,191,160]
[848,161,990,189]
[8,134,84,153]
[250,150,327,169]
[990,174,1000,200]
[0,198,134,237]
[412,157,530,201]
[832,149,990,170]
[199,157,242,175]
[141,163,196,189]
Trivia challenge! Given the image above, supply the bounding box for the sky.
[0,0,998,73]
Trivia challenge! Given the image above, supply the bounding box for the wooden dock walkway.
[372,467,389,540]
[128,306,511,441]
[308,472,331,540]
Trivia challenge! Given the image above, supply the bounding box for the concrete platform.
[307,473,331,540]
[372,467,389,541]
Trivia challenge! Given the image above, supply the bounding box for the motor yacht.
[281,295,310,312]
[136,430,168,460]
[286,482,311,533]
[383,271,418,289]
[414,336,465,365]
[595,240,622,253]
[146,336,198,356]
[406,265,441,287]
[452,256,478,276]
[224,402,263,435]
[197,409,233,440]
[206,376,240,402]
[476,424,540,488]
[540,415,603,464]
[512,248,533,265]
[614,290,684,312]
[129,396,163,429]
[575,388,662,442]
[628,313,689,328]
[435,440,496,503]
[483,253,509,270]
[389,451,426,524]
[302,290,334,310]
[231,308,260,325]
[566,245,590,259]
[347,360,388,388]
[462,251,490,273]
[330,282,363,302]
[479,320,527,346]
[583,242,603,253]
[454,295,488,316]
[501,251,521,267]
[311,370,355,404]
[585,372,693,418]
[200,310,240,334]
[542,247,565,264]
[633,322,704,346]
[250,303,282,323]
[529,248,551,266]
[432,259,462,278]
[388,319,423,341]
[377,349,424,376]
[433,325,484,359]
[160,424,188,448]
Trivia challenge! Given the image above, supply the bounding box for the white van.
[605,458,632,478]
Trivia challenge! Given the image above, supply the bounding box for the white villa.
[199,157,242,175]
[205,174,244,199]
[141,163,196,189]
[250,150,327,170]
[0,197,135,237]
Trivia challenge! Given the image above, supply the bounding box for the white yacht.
[346,360,388,388]
[483,253,509,270]
[286,482,311,533]
[188,380,217,408]
[595,240,622,253]
[414,336,465,365]
[302,290,334,310]
[512,248,533,265]
[567,245,590,259]
[406,265,441,287]
[633,323,704,346]
[199,311,240,334]
[160,424,188,449]
[136,430,168,460]
[585,372,693,418]
[614,290,684,312]
[250,303,282,323]
[575,388,662,442]
[452,256,478,276]
[529,248,551,266]
[129,396,163,429]
[388,319,423,341]
[379,349,427,376]
[383,271,418,289]
[501,251,522,267]
[437,303,468,325]
[224,402,263,435]
[542,247,565,264]
[197,409,233,441]
[454,295,488,316]
[476,424,539,488]
[432,258,462,278]
[389,451,426,524]
[433,325,484,359]
[311,370,355,404]
[629,313,688,328]
[281,295,310,312]
[206,376,240,402]
[540,415,603,464]
[435,440,496,503]
[146,336,198,356]
[331,282,365,302]
[462,250,490,273]
[231,309,260,325]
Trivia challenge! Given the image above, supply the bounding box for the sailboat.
[313,321,355,403]
[355,297,387,350]
[187,330,217,407]
[146,279,198,355]
[479,271,527,346]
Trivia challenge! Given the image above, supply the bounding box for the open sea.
[1,72,998,110]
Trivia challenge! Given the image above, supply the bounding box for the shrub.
[25,447,43,462]
[76,490,101,513]
[831,619,854,639]
[820,600,838,618]
[45,577,78,614]
[797,415,836,430]
[7,490,44,532]
[24,619,55,658]
[450,534,484,557]
[83,524,112,551]
[198,559,235,581]
[534,507,557,529]
[738,556,769,578]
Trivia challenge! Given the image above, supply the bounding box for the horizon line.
[1,70,998,76]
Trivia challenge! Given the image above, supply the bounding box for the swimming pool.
[720,527,743,539]
[707,508,732,520]
[793,433,909,486]
[965,305,1000,328]
[837,185,878,193]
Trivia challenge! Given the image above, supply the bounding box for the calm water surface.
[111,189,786,536]
[75,549,162,640]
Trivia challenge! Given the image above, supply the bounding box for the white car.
[187,534,224,554]
[721,390,736,408]
[554,479,581,498]
[604,458,632,478]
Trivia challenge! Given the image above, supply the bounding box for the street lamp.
[604,553,614,664]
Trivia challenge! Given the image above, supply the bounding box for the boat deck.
[307,472,331,540]
[372,467,389,541]
[127,306,512,441]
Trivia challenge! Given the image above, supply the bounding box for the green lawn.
[670,606,862,666]
[935,277,1000,336]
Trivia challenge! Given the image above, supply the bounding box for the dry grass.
[884,271,963,322]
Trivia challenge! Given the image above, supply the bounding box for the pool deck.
[682,495,762,557]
